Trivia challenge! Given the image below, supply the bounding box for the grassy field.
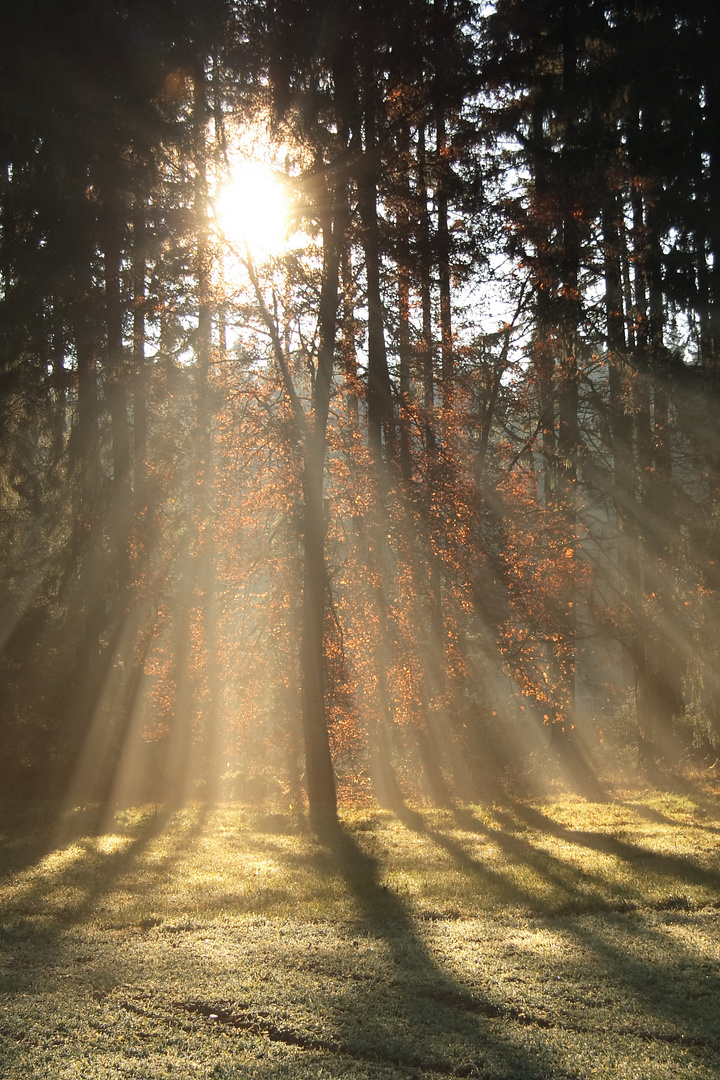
[1,788,719,1079]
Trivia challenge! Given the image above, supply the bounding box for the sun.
[214,159,289,257]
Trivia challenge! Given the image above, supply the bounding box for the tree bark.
[359,86,395,458]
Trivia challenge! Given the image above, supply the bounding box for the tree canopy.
[2,0,719,819]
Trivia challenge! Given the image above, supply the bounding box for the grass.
[1,789,720,1078]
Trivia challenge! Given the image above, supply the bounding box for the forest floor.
[1,786,719,1079]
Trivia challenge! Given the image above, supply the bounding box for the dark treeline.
[1,0,719,821]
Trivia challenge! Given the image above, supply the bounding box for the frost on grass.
[1,797,719,1079]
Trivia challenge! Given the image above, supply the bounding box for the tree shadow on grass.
[3,805,719,1077]
[492,801,720,899]
[401,805,720,1063]
[402,804,623,914]
[615,794,720,831]
[0,802,211,959]
[0,808,585,1080]
[308,816,583,1080]
[0,800,116,879]
[0,790,214,875]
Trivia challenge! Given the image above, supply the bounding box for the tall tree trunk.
[300,446,337,819]
[193,58,221,797]
[553,2,581,745]
[433,0,453,400]
[102,185,132,599]
[629,154,660,773]
[603,190,635,692]
[529,102,557,507]
[63,249,110,793]
[246,161,342,823]
[300,169,342,822]
[705,10,720,375]
[340,212,359,424]
[132,202,148,522]
[396,117,413,478]
[628,95,684,772]
[415,120,446,714]
[435,107,453,399]
[417,122,436,450]
[359,88,395,458]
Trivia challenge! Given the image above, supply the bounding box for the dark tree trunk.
[102,186,132,597]
[132,202,148,521]
[301,173,342,822]
[396,117,413,477]
[359,89,395,458]
[435,106,453,398]
[417,123,436,450]
[193,58,221,797]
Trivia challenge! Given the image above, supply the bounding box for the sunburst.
[213,158,288,258]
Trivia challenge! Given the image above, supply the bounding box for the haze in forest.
[1,0,719,823]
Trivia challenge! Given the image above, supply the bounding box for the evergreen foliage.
[1,1,719,816]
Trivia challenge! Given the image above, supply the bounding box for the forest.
[2,0,719,823]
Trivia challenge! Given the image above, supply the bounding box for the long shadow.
[616,796,720,833]
[245,818,585,1077]
[4,805,718,1076]
[546,893,720,1042]
[498,802,720,896]
[246,806,553,915]
[403,807,720,1062]
[243,814,720,1075]
[308,816,584,1080]
[0,802,211,981]
[420,804,720,1054]
[0,799,116,880]
[400,804,623,914]
[396,804,551,910]
[238,807,720,1075]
